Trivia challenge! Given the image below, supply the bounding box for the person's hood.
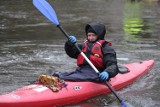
[85,23,106,40]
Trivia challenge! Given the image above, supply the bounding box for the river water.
[0,0,160,107]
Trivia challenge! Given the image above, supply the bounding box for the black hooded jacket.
[65,23,118,78]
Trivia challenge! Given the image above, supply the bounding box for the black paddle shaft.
[105,81,123,103]
[57,25,83,53]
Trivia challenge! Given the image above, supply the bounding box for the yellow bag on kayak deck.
[38,74,60,92]
[38,74,59,86]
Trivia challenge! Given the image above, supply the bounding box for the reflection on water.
[123,1,144,40]
[0,0,160,107]
[123,1,158,41]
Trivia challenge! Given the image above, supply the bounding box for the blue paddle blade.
[33,0,59,26]
[121,100,128,107]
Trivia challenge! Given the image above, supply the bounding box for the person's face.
[87,32,97,42]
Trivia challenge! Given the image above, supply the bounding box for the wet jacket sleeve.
[102,44,119,78]
[65,41,82,59]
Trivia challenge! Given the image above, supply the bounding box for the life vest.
[77,39,112,69]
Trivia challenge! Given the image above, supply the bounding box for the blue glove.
[68,35,77,44]
[99,71,109,81]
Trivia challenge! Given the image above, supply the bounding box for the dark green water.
[0,0,160,106]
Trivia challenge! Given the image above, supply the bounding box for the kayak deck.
[0,60,154,107]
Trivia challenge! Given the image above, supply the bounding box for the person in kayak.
[52,22,119,82]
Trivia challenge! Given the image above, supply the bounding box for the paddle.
[33,0,127,106]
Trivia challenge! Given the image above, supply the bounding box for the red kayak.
[0,60,154,107]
